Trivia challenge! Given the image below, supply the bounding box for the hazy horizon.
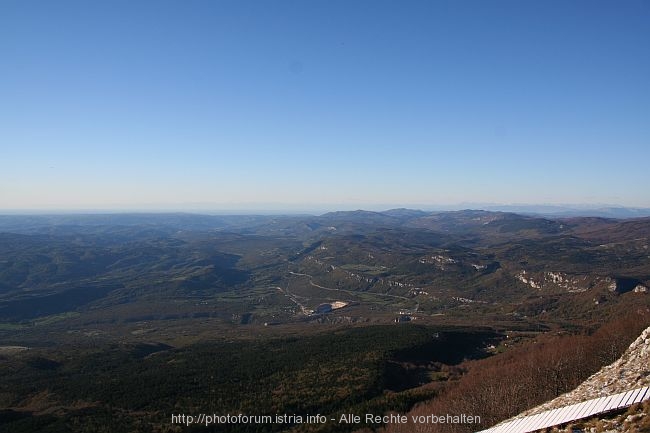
[2,201,650,217]
[2,1,649,210]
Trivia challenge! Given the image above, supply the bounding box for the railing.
[477,386,650,433]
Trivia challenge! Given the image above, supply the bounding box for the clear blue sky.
[1,0,649,211]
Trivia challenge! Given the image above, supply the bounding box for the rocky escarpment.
[520,326,650,417]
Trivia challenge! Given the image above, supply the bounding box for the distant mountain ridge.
[480,205,650,219]
[2,208,650,244]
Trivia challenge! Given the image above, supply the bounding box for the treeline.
[384,310,650,433]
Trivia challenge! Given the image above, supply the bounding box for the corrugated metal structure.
[477,386,650,433]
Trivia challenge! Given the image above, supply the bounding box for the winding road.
[287,270,419,312]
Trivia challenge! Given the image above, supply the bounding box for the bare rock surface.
[515,326,650,418]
